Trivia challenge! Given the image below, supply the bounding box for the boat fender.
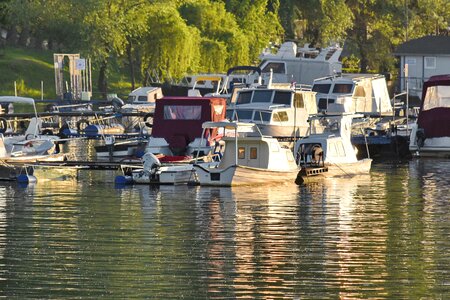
[17,174,37,184]
[0,117,7,133]
[416,129,426,148]
[143,113,153,128]
[76,119,90,132]
[114,175,133,185]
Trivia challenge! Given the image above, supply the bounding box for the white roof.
[0,96,35,105]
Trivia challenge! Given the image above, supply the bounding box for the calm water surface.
[0,141,448,299]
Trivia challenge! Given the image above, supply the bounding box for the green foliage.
[142,5,201,81]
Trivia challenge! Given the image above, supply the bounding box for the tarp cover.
[417,75,450,138]
[152,97,227,149]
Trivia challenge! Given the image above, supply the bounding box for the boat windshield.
[253,111,271,122]
[273,91,292,105]
[332,83,353,94]
[312,83,331,94]
[236,91,252,104]
[235,110,253,121]
[252,90,273,103]
[423,85,450,111]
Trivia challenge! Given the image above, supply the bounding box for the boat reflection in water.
[0,159,448,298]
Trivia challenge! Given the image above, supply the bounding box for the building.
[394,35,450,98]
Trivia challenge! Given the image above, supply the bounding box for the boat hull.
[194,164,299,187]
[297,159,372,183]
[132,165,195,185]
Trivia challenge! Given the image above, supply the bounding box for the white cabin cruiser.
[312,74,393,116]
[409,75,450,157]
[226,84,318,138]
[256,41,342,86]
[293,113,372,184]
[194,121,299,186]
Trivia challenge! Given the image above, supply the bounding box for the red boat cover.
[417,75,450,138]
[152,97,226,149]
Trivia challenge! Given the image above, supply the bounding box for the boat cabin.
[312,74,393,116]
[409,75,450,155]
[226,86,317,138]
[127,86,163,103]
[255,42,342,86]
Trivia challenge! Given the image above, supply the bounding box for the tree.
[141,4,201,83]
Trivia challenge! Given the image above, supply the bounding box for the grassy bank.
[0,47,133,100]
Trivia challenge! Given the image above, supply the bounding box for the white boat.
[256,41,342,86]
[144,96,227,158]
[409,74,450,157]
[0,96,66,180]
[312,74,393,116]
[193,121,299,186]
[293,113,372,183]
[226,83,318,138]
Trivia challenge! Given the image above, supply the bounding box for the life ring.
[143,113,153,128]
[0,117,7,133]
[76,119,90,132]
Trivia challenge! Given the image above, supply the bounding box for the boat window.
[138,96,147,102]
[236,91,252,104]
[163,105,202,120]
[354,86,365,97]
[236,110,253,120]
[336,141,346,157]
[253,90,273,103]
[250,147,257,159]
[270,142,280,152]
[423,85,450,110]
[261,62,285,74]
[294,93,304,108]
[127,96,135,102]
[226,109,235,120]
[273,111,289,122]
[332,83,353,94]
[273,91,292,105]
[318,98,334,110]
[328,142,338,157]
[286,151,294,162]
[253,111,271,122]
[238,147,245,159]
[312,83,331,94]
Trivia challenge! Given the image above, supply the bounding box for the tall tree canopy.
[1,0,449,94]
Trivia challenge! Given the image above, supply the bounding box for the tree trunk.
[126,38,135,90]
[98,59,108,99]
[6,26,18,46]
[18,26,30,47]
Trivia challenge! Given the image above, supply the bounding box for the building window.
[406,58,416,65]
[238,147,245,159]
[250,147,257,159]
[425,57,436,69]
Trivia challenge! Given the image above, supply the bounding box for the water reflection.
[0,160,448,298]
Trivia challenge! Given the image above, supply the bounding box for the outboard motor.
[111,97,125,112]
[142,152,161,178]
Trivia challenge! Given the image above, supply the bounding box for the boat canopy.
[417,74,450,138]
[152,97,227,149]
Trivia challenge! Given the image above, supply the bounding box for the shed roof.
[394,36,450,56]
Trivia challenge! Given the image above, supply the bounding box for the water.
[0,146,449,298]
